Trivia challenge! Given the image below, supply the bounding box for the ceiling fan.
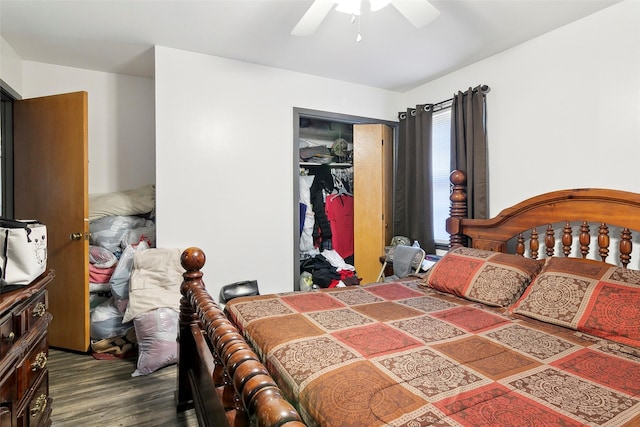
[291,0,440,37]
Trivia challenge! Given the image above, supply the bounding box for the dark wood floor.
[48,348,199,427]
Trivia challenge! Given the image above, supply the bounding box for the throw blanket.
[226,280,640,426]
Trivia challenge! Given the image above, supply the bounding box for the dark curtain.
[394,105,436,254]
[450,85,489,219]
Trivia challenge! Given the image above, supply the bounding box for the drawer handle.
[33,302,47,317]
[30,394,48,417]
[7,332,15,342]
[31,351,48,371]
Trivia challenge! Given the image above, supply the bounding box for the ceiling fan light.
[335,0,362,15]
[369,0,392,12]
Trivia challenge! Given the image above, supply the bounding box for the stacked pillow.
[510,256,640,348]
[424,247,543,307]
[424,248,640,348]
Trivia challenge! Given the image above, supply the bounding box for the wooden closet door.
[14,91,90,352]
[353,124,393,284]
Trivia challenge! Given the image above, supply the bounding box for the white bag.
[0,219,47,285]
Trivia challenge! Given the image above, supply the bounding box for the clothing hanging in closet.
[325,193,354,260]
[299,165,355,259]
[309,165,334,250]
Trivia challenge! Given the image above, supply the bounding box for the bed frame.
[447,169,640,266]
[176,247,305,427]
[176,170,640,426]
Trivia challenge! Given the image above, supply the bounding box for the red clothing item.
[325,194,354,259]
[89,263,116,284]
[328,270,356,288]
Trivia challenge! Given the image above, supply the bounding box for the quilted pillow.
[424,247,544,307]
[511,257,640,348]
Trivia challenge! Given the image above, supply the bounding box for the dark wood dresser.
[0,271,54,427]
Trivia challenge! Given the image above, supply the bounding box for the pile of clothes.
[89,215,155,342]
[87,185,183,376]
[300,249,361,290]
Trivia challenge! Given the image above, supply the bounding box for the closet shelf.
[300,162,352,168]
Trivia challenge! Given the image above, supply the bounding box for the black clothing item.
[309,165,333,245]
[310,189,332,242]
[300,254,341,288]
[309,164,335,194]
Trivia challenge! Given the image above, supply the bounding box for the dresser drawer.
[17,336,48,402]
[0,312,18,359]
[22,291,48,333]
[2,289,47,359]
[16,371,50,427]
[1,366,17,402]
[0,335,18,427]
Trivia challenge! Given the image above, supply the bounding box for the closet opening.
[293,108,398,290]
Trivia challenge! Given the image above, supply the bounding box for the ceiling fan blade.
[291,0,336,36]
[391,0,440,28]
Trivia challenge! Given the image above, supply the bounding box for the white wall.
[404,0,640,215]
[155,46,402,297]
[0,36,23,94]
[20,62,156,194]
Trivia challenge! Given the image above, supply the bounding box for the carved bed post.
[562,222,573,257]
[598,223,610,263]
[447,170,468,248]
[620,228,632,268]
[545,225,555,257]
[176,247,206,411]
[579,222,591,258]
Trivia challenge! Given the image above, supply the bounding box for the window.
[431,107,451,244]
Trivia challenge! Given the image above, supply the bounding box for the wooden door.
[353,124,393,284]
[14,91,90,352]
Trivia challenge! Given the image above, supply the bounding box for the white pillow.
[89,185,155,221]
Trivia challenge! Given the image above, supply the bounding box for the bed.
[176,169,640,426]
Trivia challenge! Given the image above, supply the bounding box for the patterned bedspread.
[225,280,640,426]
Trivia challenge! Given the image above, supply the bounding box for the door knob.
[70,232,83,240]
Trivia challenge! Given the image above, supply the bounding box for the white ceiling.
[0,0,621,92]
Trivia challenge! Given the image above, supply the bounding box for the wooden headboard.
[447,169,640,267]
